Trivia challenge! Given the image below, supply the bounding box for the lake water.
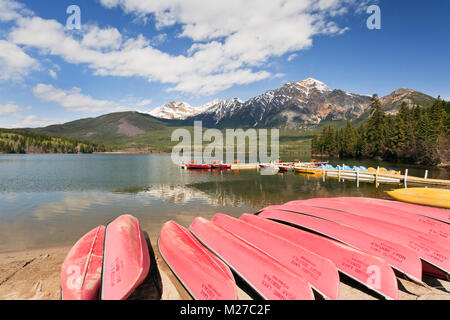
[0,154,448,253]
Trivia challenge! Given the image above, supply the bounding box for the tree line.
[311,95,450,166]
[0,129,110,154]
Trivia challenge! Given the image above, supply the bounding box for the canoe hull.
[257,209,423,282]
[158,221,237,300]
[101,215,150,300]
[240,214,399,300]
[211,214,340,300]
[264,204,450,279]
[386,188,450,209]
[60,225,106,300]
[295,198,450,242]
[189,217,314,300]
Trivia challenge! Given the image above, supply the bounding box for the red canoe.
[189,217,314,300]
[293,198,450,242]
[263,205,450,279]
[60,225,105,300]
[341,197,450,225]
[211,164,232,169]
[211,214,340,300]
[240,214,399,300]
[185,164,212,169]
[101,215,150,300]
[158,221,237,300]
[257,209,422,282]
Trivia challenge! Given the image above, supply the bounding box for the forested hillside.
[0,129,109,154]
[311,95,450,166]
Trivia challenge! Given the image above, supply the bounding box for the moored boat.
[185,164,212,169]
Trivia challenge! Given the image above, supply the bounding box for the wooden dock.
[319,167,450,187]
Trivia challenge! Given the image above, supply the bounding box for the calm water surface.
[0,154,448,252]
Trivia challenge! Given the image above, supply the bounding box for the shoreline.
[1,244,450,300]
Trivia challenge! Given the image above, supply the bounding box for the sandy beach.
[1,238,450,301]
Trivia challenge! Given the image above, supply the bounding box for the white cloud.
[0,101,32,114]
[7,114,63,128]
[81,26,122,50]
[7,0,359,95]
[287,53,298,62]
[0,39,39,81]
[135,99,152,107]
[48,69,57,79]
[0,0,31,22]
[32,83,126,113]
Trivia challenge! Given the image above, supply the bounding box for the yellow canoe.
[294,167,321,174]
[386,188,450,209]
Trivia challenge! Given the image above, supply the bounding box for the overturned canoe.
[347,197,450,224]
[60,225,105,300]
[240,214,399,300]
[262,205,450,280]
[257,209,422,282]
[289,198,450,242]
[211,214,340,300]
[101,215,150,300]
[386,188,450,209]
[189,217,314,300]
[158,221,237,300]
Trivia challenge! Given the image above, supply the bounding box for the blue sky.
[0,0,449,128]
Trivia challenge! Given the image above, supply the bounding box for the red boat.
[60,225,105,300]
[211,214,340,300]
[287,198,450,242]
[257,209,423,282]
[185,164,212,169]
[240,214,399,300]
[211,164,232,169]
[158,221,237,300]
[262,205,450,279]
[343,197,450,225]
[189,217,314,300]
[101,215,150,300]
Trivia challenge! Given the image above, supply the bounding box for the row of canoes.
[159,197,450,300]
[61,197,450,300]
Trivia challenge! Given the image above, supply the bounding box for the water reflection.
[0,154,448,253]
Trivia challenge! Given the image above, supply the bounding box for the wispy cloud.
[32,83,127,113]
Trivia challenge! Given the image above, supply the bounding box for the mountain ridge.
[15,78,437,149]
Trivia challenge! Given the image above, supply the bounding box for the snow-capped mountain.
[187,78,372,128]
[148,78,434,128]
[148,101,200,120]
